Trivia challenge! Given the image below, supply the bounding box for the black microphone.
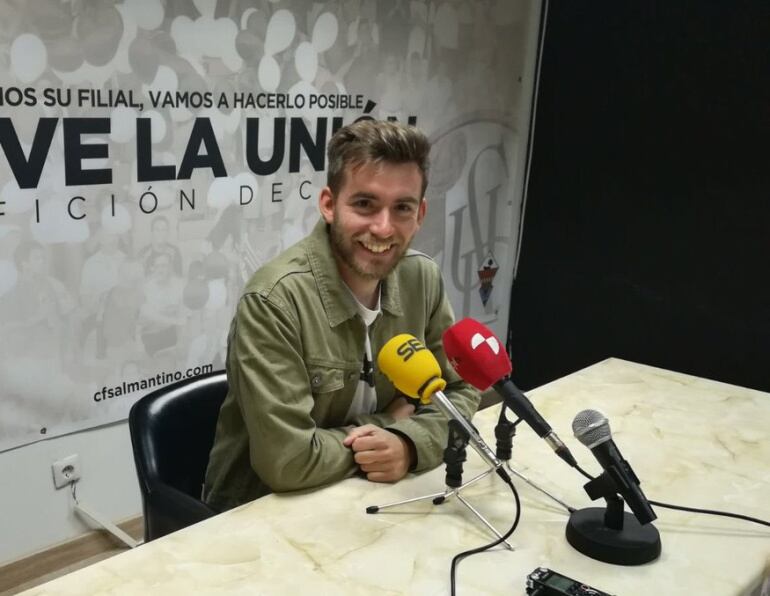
[493,379,578,467]
[442,318,578,467]
[572,409,656,525]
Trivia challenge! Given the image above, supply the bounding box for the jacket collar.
[305,218,403,327]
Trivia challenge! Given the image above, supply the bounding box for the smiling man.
[204,120,480,511]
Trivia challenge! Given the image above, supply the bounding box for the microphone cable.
[449,474,521,596]
[574,463,594,481]
[647,500,770,527]
[574,465,770,528]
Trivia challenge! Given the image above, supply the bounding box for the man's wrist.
[386,429,417,471]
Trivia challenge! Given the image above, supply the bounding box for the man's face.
[22,247,47,277]
[151,219,169,245]
[320,161,426,283]
[101,232,120,254]
[149,253,172,280]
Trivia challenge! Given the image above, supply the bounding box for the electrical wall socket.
[52,454,81,489]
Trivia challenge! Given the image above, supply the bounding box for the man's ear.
[319,187,335,224]
[416,197,427,226]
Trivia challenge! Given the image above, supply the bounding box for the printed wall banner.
[0,0,537,451]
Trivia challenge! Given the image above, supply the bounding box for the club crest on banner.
[477,251,499,306]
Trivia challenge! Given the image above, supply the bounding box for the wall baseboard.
[0,516,143,594]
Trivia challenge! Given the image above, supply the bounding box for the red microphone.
[442,318,511,389]
[443,318,577,467]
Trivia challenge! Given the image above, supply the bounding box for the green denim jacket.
[203,219,480,511]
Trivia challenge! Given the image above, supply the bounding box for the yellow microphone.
[377,334,446,404]
[377,334,502,469]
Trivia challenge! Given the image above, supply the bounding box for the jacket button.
[311,375,321,386]
[348,372,356,380]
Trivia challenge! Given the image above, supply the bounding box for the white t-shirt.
[344,286,381,422]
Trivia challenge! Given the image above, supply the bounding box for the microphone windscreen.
[572,409,611,449]
[442,318,512,390]
[377,334,446,400]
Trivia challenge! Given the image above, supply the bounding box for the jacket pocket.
[307,365,345,393]
[306,364,356,426]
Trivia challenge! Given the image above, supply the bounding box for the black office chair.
[129,370,227,541]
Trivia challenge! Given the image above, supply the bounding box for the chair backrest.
[129,370,227,510]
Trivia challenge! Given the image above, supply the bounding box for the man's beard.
[329,219,409,281]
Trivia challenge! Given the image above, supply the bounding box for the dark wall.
[508,1,770,391]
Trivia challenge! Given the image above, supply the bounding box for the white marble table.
[22,359,770,595]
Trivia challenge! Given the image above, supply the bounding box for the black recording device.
[526,567,614,596]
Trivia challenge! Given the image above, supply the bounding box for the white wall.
[0,0,543,566]
[0,422,141,564]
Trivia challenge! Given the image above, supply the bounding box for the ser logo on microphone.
[396,338,426,362]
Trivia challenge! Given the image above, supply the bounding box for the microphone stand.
[366,420,515,550]
[566,470,661,565]
[494,406,576,514]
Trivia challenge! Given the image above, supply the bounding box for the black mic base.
[566,507,661,566]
